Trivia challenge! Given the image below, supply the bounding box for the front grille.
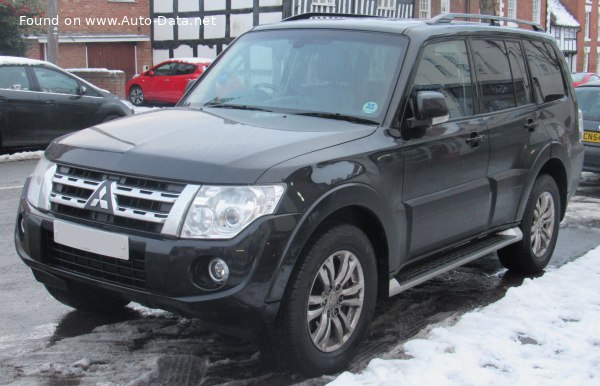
[44,230,147,290]
[49,165,186,234]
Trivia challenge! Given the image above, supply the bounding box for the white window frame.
[378,0,396,11]
[312,0,335,6]
[584,48,590,72]
[585,11,591,41]
[440,0,450,14]
[597,52,600,74]
[532,0,540,23]
[419,0,431,19]
[507,0,516,20]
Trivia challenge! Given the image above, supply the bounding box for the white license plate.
[53,220,129,260]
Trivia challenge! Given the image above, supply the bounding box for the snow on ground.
[331,245,600,386]
[0,151,43,163]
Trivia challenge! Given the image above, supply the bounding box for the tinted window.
[0,66,31,90]
[154,62,176,76]
[472,40,516,112]
[175,63,196,75]
[33,67,79,95]
[575,87,600,120]
[524,41,567,103]
[413,40,473,119]
[506,41,531,106]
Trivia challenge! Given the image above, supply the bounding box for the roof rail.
[429,13,545,32]
[283,12,375,22]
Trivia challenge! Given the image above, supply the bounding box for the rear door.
[171,63,198,102]
[0,65,51,147]
[401,39,492,259]
[471,39,548,228]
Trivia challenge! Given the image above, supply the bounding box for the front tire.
[45,281,128,313]
[498,174,561,275]
[129,86,145,106]
[267,224,377,375]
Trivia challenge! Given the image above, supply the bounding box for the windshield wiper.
[294,112,379,125]
[203,102,272,112]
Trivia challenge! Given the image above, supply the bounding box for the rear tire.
[498,174,561,275]
[45,282,128,313]
[129,86,145,106]
[265,224,377,375]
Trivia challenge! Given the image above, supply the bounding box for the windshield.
[576,87,600,120]
[180,29,407,125]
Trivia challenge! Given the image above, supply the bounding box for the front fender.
[265,183,402,303]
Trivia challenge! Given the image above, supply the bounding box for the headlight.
[181,184,285,239]
[26,157,56,211]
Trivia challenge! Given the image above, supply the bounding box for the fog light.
[208,258,229,283]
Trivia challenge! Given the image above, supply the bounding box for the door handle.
[466,132,483,147]
[525,119,538,132]
[45,100,56,105]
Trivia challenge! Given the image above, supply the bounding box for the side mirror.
[408,91,449,129]
[146,70,155,77]
[77,85,87,95]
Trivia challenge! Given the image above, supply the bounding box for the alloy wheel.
[307,250,365,352]
[531,191,555,258]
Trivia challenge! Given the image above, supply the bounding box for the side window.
[174,63,196,76]
[154,62,176,76]
[413,40,473,120]
[506,41,531,106]
[33,67,79,95]
[472,39,516,112]
[523,41,567,103]
[0,66,30,91]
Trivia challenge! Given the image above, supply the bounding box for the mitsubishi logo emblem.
[84,180,117,214]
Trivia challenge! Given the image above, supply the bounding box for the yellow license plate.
[584,131,600,144]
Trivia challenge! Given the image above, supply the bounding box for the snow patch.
[171,57,213,64]
[0,150,44,163]
[0,56,58,68]
[66,68,124,75]
[548,0,580,27]
[331,245,600,386]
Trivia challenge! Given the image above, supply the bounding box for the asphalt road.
[0,160,599,385]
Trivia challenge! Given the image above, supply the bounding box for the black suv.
[15,14,584,375]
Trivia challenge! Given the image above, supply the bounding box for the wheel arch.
[517,148,569,222]
[265,183,399,303]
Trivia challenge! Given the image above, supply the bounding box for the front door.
[401,40,492,259]
[0,65,52,147]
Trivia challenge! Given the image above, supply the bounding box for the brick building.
[25,0,152,81]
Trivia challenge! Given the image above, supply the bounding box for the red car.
[571,72,600,88]
[127,58,212,105]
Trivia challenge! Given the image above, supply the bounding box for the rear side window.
[472,39,516,113]
[175,63,196,75]
[0,66,31,91]
[413,40,474,119]
[524,41,567,103]
[505,41,531,106]
[33,67,79,95]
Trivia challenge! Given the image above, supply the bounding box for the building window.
[532,0,540,23]
[312,0,335,6]
[584,51,590,72]
[440,0,450,14]
[378,0,396,10]
[419,0,431,19]
[585,12,591,40]
[597,53,600,73]
[507,0,516,19]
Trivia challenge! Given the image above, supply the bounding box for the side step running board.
[389,227,522,297]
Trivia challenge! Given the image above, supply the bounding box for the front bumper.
[15,189,300,338]
[583,143,600,173]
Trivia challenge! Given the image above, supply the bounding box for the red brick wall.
[562,0,599,73]
[67,69,126,98]
[56,43,87,68]
[58,0,150,36]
